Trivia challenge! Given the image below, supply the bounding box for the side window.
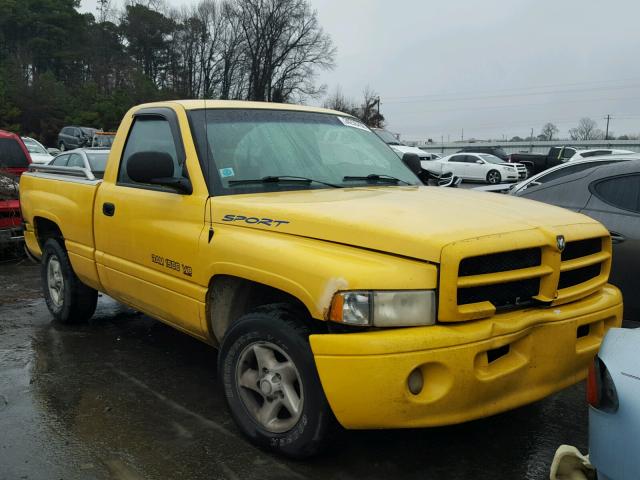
[449,155,465,163]
[593,175,640,213]
[51,155,69,166]
[118,116,184,188]
[538,162,613,184]
[67,153,84,168]
[561,148,576,159]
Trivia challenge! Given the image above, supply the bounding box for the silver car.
[48,148,110,179]
[589,327,640,479]
[514,159,640,319]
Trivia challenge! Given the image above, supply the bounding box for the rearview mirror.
[402,153,422,176]
[126,151,192,194]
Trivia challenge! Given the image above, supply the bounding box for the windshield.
[86,152,108,172]
[373,129,403,145]
[23,140,47,155]
[479,154,504,164]
[189,109,420,195]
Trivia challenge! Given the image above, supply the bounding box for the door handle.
[102,202,116,217]
[610,232,626,244]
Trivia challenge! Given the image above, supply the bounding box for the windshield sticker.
[338,116,369,131]
[219,167,235,178]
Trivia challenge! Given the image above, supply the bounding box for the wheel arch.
[33,216,64,251]
[206,274,320,344]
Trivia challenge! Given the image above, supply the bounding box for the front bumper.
[310,285,622,429]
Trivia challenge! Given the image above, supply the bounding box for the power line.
[383,83,640,105]
[383,76,640,102]
[384,95,640,116]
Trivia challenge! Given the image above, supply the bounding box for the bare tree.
[323,86,359,116]
[569,117,602,140]
[234,0,336,102]
[540,122,559,141]
[357,87,384,128]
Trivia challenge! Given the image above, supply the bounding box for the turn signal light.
[586,356,619,413]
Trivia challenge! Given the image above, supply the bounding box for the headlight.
[329,291,437,327]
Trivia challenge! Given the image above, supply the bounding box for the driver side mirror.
[402,153,422,176]
[476,159,484,164]
[126,151,192,194]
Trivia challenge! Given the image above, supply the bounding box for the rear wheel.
[486,170,502,184]
[218,304,336,458]
[41,239,98,323]
[59,142,66,151]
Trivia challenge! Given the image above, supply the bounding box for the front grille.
[562,238,601,261]
[439,231,610,322]
[458,278,540,309]
[559,264,602,289]
[459,248,541,276]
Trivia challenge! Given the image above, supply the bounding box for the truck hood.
[211,187,601,262]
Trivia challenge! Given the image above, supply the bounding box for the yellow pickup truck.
[20,101,622,457]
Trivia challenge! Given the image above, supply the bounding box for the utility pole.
[461,128,464,142]
[530,128,534,153]
[604,114,612,140]
[376,96,381,115]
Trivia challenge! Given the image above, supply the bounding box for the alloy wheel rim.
[489,172,500,184]
[235,341,304,433]
[47,255,64,308]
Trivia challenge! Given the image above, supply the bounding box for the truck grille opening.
[559,264,602,289]
[459,248,541,276]
[562,238,602,261]
[439,234,610,322]
[458,278,540,309]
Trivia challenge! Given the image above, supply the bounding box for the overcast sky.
[81,0,640,142]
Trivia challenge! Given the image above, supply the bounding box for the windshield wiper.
[342,174,412,185]
[228,175,342,188]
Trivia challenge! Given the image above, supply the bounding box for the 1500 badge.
[151,254,193,277]
[222,215,290,227]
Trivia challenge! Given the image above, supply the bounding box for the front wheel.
[41,239,98,323]
[486,170,502,184]
[218,304,336,458]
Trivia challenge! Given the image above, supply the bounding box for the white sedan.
[21,137,54,164]
[422,153,527,184]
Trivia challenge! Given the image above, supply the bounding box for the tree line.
[0,0,337,145]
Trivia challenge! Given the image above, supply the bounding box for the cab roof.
[133,100,349,117]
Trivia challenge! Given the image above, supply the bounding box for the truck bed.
[19,165,102,286]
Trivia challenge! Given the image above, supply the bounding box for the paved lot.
[1,258,637,480]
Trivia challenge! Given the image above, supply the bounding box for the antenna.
[204,96,214,243]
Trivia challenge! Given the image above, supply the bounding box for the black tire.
[218,304,336,458]
[41,239,98,324]
[486,169,502,184]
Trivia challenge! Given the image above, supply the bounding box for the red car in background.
[0,130,32,247]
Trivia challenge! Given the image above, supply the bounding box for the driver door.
[94,108,209,338]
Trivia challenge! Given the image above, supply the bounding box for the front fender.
[200,225,438,319]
